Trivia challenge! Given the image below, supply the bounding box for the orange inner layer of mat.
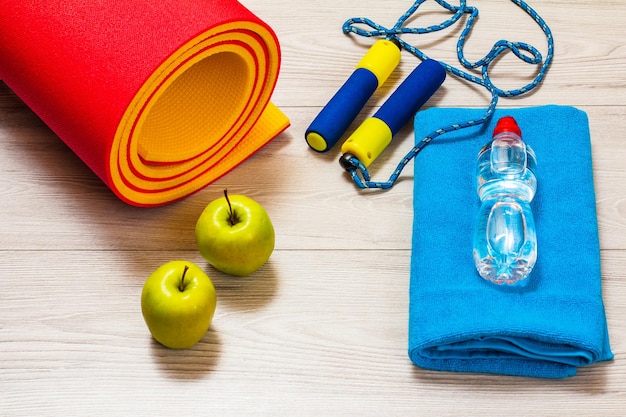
[111,23,289,206]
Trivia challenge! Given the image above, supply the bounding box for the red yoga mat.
[0,0,290,207]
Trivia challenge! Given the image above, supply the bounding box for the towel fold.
[409,105,613,378]
[0,0,289,207]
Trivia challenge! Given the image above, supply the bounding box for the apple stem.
[179,264,189,292]
[224,189,238,226]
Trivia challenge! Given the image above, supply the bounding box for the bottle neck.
[490,132,527,177]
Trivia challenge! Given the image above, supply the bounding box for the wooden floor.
[1,1,625,415]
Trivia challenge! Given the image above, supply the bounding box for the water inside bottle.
[473,127,537,285]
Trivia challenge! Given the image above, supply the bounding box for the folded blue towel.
[408,105,613,378]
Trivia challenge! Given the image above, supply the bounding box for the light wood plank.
[1,249,624,416]
[1,101,625,251]
[257,0,626,108]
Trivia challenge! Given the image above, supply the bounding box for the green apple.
[195,190,275,277]
[141,260,217,349]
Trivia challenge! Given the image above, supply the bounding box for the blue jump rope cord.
[341,0,554,189]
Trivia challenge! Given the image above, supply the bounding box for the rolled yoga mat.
[0,0,290,207]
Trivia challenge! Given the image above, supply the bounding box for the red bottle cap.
[492,116,521,138]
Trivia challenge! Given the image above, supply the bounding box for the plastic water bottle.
[473,116,537,285]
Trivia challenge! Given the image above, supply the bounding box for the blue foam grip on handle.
[374,59,446,135]
[340,59,447,168]
[305,68,378,152]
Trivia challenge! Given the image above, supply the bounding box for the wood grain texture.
[1,1,625,416]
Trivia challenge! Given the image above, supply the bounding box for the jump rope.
[305,0,554,189]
